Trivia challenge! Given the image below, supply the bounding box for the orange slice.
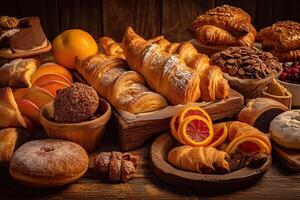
[179,106,212,126]
[170,113,186,144]
[209,123,228,148]
[179,115,213,147]
[226,137,270,155]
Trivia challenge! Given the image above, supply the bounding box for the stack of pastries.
[122,27,229,104]
[189,5,257,47]
[76,36,168,113]
[257,21,300,62]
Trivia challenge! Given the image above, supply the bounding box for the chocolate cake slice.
[0,16,47,53]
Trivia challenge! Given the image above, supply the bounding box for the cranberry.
[280,72,288,81]
[285,67,292,74]
[291,67,299,75]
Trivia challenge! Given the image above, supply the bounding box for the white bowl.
[278,79,300,107]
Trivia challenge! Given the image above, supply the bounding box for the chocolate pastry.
[94,151,139,183]
[238,98,288,133]
[94,152,111,175]
[53,82,99,123]
[108,152,122,182]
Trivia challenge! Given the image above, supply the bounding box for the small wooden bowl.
[40,98,111,153]
[151,133,272,190]
[262,87,292,109]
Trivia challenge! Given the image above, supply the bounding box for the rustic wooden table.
[1,129,300,200]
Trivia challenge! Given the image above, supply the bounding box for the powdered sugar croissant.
[168,146,230,174]
[122,27,201,105]
[152,37,229,101]
[76,37,167,113]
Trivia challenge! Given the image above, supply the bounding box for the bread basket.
[40,97,111,153]
[262,87,292,109]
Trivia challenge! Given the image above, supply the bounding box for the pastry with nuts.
[189,5,257,47]
[257,21,300,62]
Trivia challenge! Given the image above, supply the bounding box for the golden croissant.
[168,145,230,174]
[151,37,229,101]
[0,87,26,128]
[76,37,167,113]
[122,27,202,105]
[0,58,37,88]
[189,5,256,47]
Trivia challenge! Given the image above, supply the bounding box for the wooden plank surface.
[58,0,103,39]
[102,0,162,42]
[162,0,214,42]
[1,0,300,41]
[1,129,300,199]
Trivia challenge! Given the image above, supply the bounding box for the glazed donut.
[270,110,300,149]
[9,139,89,187]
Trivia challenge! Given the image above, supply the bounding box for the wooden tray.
[113,89,244,151]
[0,40,52,59]
[273,143,300,172]
[150,133,272,190]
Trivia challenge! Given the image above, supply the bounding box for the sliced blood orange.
[179,115,213,147]
[209,123,228,148]
[170,113,186,144]
[226,137,270,155]
[178,106,212,126]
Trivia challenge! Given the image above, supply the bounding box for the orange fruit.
[226,137,270,155]
[32,74,72,86]
[209,123,228,148]
[170,113,186,144]
[37,80,70,97]
[31,63,73,84]
[179,106,212,126]
[178,115,213,147]
[52,29,98,69]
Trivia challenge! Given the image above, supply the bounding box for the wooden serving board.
[273,143,300,172]
[113,89,244,151]
[0,40,52,59]
[150,133,272,190]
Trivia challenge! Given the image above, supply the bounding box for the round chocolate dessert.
[54,82,99,123]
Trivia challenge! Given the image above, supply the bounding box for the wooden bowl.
[278,80,300,107]
[150,133,272,190]
[262,87,292,109]
[40,98,111,153]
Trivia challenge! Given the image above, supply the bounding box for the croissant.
[0,87,26,128]
[99,36,125,59]
[76,37,167,113]
[152,37,229,101]
[0,58,37,88]
[189,5,256,46]
[225,121,271,155]
[257,21,300,50]
[123,27,201,105]
[168,145,230,174]
[271,48,300,62]
[0,128,30,166]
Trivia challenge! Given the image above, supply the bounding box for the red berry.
[285,68,292,74]
[280,72,288,81]
[291,67,299,75]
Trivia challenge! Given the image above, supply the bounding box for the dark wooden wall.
[1,0,300,42]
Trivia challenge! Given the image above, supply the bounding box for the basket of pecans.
[211,46,282,99]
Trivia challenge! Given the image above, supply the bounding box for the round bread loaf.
[270,110,300,149]
[9,139,89,187]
